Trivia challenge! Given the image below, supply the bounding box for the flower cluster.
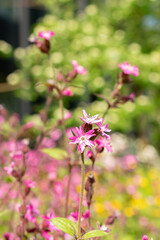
[69,110,112,153]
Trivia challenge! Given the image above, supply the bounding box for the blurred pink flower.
[64,111,72,120]
[86,150,93,159]
[72,60,87,75]
[25,180,36,188]
[25,204,39,223]
[51,129,62,141]
[42,231,55,240]
[22,121,34,131]
[80,110,101,125]
[62,88,73,96]
[122,154,137,171]
[38,31,55,40]
[68,210,90,222]
[118,61,139,76]
[142,236,148,240]
[69,126,95,153]
[96,118,111,140]
[4,162,15,175]
[95,136,113,152]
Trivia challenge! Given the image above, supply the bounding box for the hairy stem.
[59,97,67,148]
[77,152,85,239]
[64,165,72,217]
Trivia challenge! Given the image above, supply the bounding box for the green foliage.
[42,148,68,160]
[0,40,13,58]
[82,230,109,239]
[51,217,77,237]
[6,0,160,151]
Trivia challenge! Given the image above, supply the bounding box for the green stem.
[59,97,67,148]
[64,165,72,217]
[77,152,85,239]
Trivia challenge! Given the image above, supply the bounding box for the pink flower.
[64,111,72,120]
[38,31,55,40]
[118,61,139,76]
[4,162,15,175]
[86,150,93,159]
[142,236,148,240]
[122,155,137,171]
[97,223,110,233]
[80,110,101,125]
[68,210,90,222]
[72,60,87,75]
[24,180,36,188]
[42,231,55,240]
[62,88,73,96]
[95,136,113,152]
[22,121,34,131]
[42,213,58,232]
[96,118,111,140]
[25,204,39,223]
[69,126,95,153]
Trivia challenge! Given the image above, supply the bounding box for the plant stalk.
[59,97,67,148]
[77,152,85,239]
[64,165,72,217]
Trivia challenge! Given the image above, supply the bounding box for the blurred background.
[0,0,160,239]
[0,0,160,151]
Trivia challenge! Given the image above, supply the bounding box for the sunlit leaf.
[42,148,68,160]
[82,230,109,239]
[51,217,77,237]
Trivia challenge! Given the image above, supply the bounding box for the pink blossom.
[24,180,36,188]
[96,118,111,140]
[122,155,137,171]
[86,150,93,158]
[42,231,55,240]
[95,136,113,152]
[4,162,15,175]
[64,111,72,120]
[38,31,55,40]
[51,129,62,141]
[42,213,58,232]
[69,126,95,153]
[10,150,23,161]
[25,204,39,223]
[80,110,101,125]
[22,121,34,131]
[68,210,90,222]
[62,88,73,96]
[118,61,139,76]
[72,60,87,75]
[0,115,4,125]
[54,181,63,195]
[142,236,148,240]
[97,223,110,233]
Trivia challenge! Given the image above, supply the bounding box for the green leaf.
[42,148,68,160]
[0,209,10,217]
[51,217,77,237]
[84,160,105,167]
[82,230,109,239]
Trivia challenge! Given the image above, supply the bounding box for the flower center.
[80,136,85,141]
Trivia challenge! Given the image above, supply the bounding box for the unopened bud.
[106,214,117,225]
[56,71,65,82]
[121,72,132,84]
[81,123,92,133]
[67,70,77,80]
[12,170,21,180]
[96,146,104,153]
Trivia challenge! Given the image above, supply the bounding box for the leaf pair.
[51,217,109,239]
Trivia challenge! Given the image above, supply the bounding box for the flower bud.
[106,214,117,225]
